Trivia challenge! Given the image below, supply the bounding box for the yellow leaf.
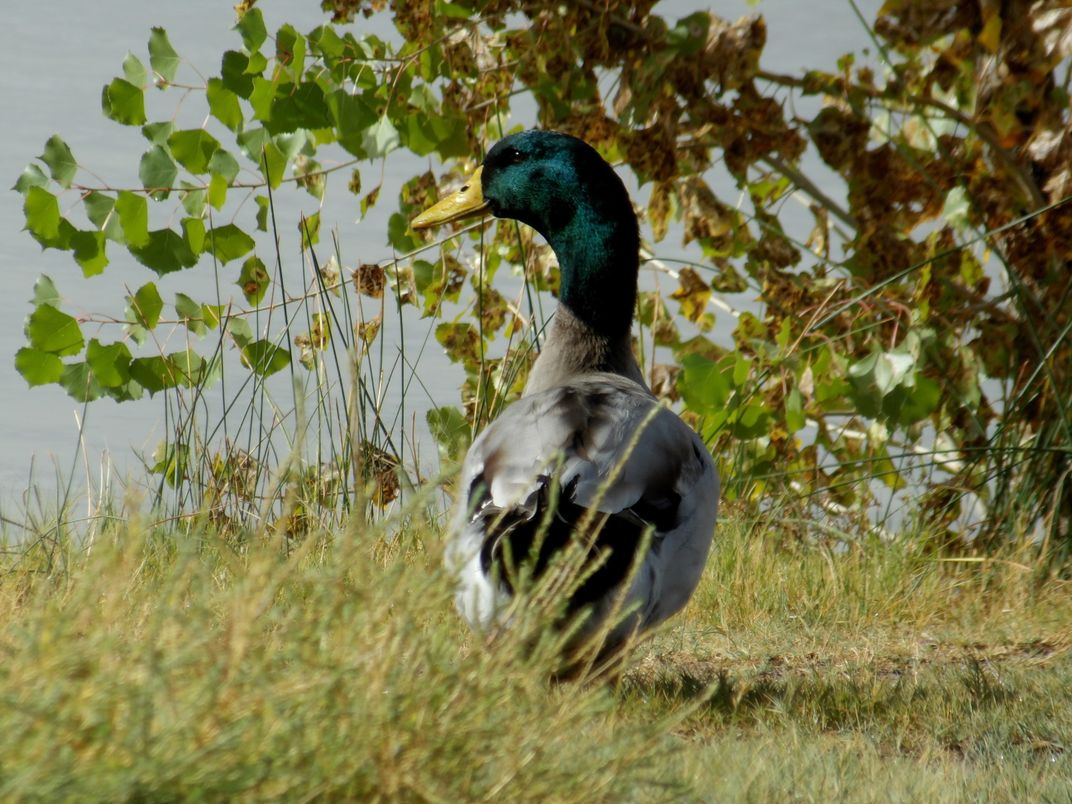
[670,267,712,324]
[978,14,1001,54]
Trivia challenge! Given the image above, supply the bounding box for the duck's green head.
[413,131,640,336]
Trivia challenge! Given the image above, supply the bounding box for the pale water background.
[0,0,882,511]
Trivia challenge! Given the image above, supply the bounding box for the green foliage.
[12,2,1071,553]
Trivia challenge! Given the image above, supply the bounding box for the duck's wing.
[448,373,719,634]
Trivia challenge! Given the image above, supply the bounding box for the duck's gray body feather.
[448,372,719,651]
[414,130,721,659]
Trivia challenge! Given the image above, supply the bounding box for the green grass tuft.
[1,512,1069,800]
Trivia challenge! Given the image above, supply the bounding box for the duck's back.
[448,372,718,649]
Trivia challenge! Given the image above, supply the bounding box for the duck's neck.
[546,186,639,339]
[524,307,645,395]
[523,207,645,396]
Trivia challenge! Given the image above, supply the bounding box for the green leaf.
[182,217,206,254]
[775,318,792,350]
[206,77,243,131]
[83,191,113,229]
[128,356,167,393]
[70,230,109,277]
[171,350,214,388]
[942,186,971,229]
[128,282,164,329]
[669,11,711,55]
[328,90,376,157]
[101,379,143,403]
[300,212,320,249]
[847,353,883,419]
[102,77,146,125]
[261,140,287,188]
[206,223,254,263]
[227,316,253,347]
[241,339,290,377]
[148,27,180,84]
[221,50,254,98]
[249,77,276,122]
[238,255,269,304]
[236,126,269,163]
[60,362,102,402]
[32,275,61,308]
[139,145,178,199]
[116,190,150,248]
[731,403,771,439]
[402,114,438,157]
[412,259,436,298]
[433,1,473,20]
[275,131,307,160]
[427,405,471,463]
[679,353,732,414]
[141,121,175,145]
[24,194,74,250]
[201,303,224,330]
[180,184,207,217]
[150,440,191,486]
[208,149,240,182]
[208,173,228,209]
[847,352,878,380]
[235,7,267,52]
[167,129,221,174]
[387,212,420,253]
[886,375,941,426]
[129,228,198,275]
[13,164,49,194]
[308,24,346,58]
[878,352,914,395]
[123,52,148,86]
[363,116,400,159]
[176,292,207,335]
[23,186,61,242]
[268,83,332,133]
[732,352,750,386]
[83,191,123,243]
[254,195,269,231]
[275,23,304,75]
[15,347,64,386]
[86,338,132,387]
[40,135,77,188]
[786,388,805,434]
[25,304,84,356]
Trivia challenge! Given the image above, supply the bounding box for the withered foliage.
[323,0,1068,548]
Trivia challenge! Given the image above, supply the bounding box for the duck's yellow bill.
[411,166,490,229]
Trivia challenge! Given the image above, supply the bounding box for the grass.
[1,504,1070,801]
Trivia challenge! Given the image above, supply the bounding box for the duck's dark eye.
[501,147,525,165]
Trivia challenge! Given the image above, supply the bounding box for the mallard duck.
[412,130,719,662]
